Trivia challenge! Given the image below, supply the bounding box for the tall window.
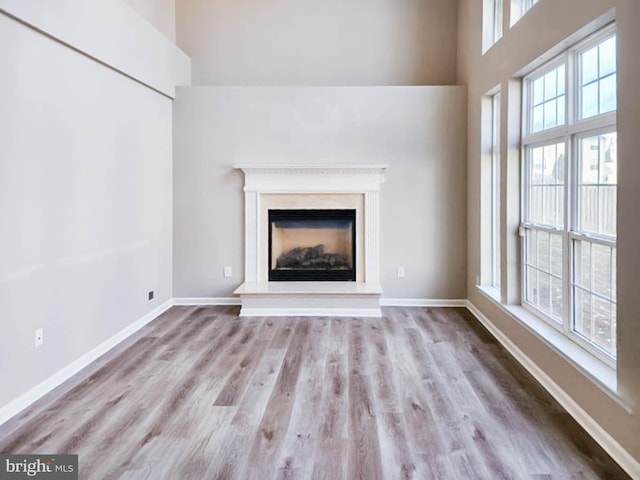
[481,91,501,291]
[483,0,504,53]
[521,26,617,360]
[491,93,501,289]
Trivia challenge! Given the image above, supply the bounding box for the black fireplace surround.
[268,209,356,281]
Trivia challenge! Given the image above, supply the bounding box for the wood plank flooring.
[0,306,630,479]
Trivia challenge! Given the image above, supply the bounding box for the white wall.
[458,0,640,469]
[0,5,178,410]
[172,86,467,300]
[176,0,458,86]
[123,0,176,41]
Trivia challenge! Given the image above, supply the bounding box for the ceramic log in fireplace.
[269,209,356,281]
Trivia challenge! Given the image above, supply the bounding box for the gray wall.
[0,5,183,409]
[458,0,640,465]
[176,0,458,86]
[172,86,467,300]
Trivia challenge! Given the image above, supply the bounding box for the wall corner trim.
[465,300,640,479]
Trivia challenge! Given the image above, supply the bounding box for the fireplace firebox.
[269,209,356,281]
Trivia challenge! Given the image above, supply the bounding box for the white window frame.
[520,24,617,364]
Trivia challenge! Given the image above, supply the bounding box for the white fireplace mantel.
[233,163,387,317]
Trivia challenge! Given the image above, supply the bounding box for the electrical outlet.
[397,266,405,278]
[224,266,232,278]
[35,328,43,348]
[148,291,154,301]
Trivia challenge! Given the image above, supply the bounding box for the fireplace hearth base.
[234,281,383,317]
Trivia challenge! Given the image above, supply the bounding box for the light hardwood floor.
[0,306,630,479]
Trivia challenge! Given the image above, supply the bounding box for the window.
[511,0,539,26]
[483,0,504,53]
[481,90,501,292]
[521,26,617,360]
[490,92,501,289]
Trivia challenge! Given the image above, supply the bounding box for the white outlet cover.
[35,328,43,347]
[224,266,232,278]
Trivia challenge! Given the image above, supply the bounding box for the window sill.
[475,285,631,413]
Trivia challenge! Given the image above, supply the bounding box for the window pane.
[574,288,592,338]
[576,239,592,289]
[530,147,544,182]
[599,36,616,77]
[524,228,563,322]
[557,95,566,126]
[537,230,550,271]
[599,133,617,184]
[544,100,557,129]
[580,186,599,232]
[572,239,616,356]
[526,265,538,305]
[599,74,617,114]
[529,186,543,223]
[580,35,617,119]
[550,233,563,276]
[578,133,617,236]
[544,70,557,101]
[582,82,599,119]
[581,45,599,85]
[551,277,563,318]
[592,298,612,352]
[533,76,544,105]
[611,248,617,299]
[527,143,564,227]
[529,64,566,133]
[557,64,566,95]
[532,105,544,132]
[592,244,612,298]
[600,186,616,235]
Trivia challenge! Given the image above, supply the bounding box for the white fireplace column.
[233,164,387,317]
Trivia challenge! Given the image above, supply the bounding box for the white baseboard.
[381,298,467,307]
[465,301,640,480]
[172,297,240,306]
[0,299,173,427]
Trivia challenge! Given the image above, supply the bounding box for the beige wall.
[176,0,458,86]
[172,86,468,300]
[458,0,640,468]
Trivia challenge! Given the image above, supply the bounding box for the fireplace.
[234,164,386,317]
[269,209,356,281]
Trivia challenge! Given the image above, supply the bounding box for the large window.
[521,26,617,360]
